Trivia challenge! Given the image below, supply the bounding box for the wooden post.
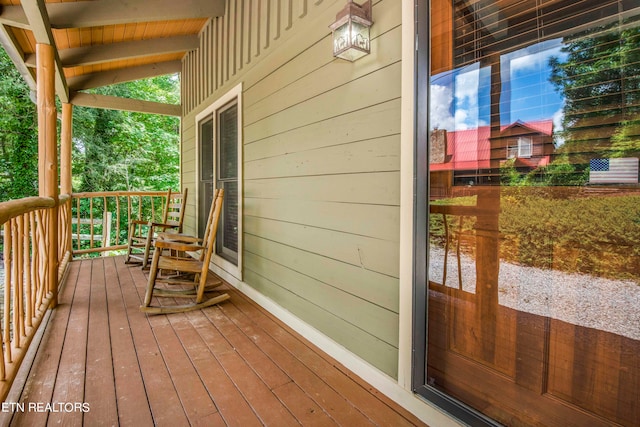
[61,103,73,258]
[37,43,58,308]
[60,103,72,195]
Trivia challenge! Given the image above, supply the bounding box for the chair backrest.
[199,189,224,265]
[163,188,188,232]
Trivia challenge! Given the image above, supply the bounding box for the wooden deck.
[2,256,425,426]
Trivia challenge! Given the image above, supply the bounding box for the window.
[216,101,239,264]
[196,83,243,279]
[517,137,532,158]
[508,137,533,158]
[415,0,640,425]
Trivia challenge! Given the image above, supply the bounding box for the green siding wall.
[181,0,402,377]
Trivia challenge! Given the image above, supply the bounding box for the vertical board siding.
[181,0,403,377]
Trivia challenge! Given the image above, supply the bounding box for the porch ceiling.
[0,0,225,115]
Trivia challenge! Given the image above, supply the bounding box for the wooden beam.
[25,35,199,68]
[0,25,36,90]
[0,0,225,29]
[0,5,30,30]
[36,43,59,307]
[70,92,181,117]
[21,0,69,103]
[66,36,198,68]
[67,61,182,91]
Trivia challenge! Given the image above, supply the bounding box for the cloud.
[509,42,566,75]
[430,84,455,130]
[454,67,481,130]
[552,105,565,146]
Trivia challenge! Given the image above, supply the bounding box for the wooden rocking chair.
[125,188,188,269]
[140,189,230,314]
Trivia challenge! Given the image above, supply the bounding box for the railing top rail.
[71,191,169,198]
[0,196,56,225]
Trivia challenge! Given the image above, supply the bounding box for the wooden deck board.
[116,259,191,426]
[169,312,264,427]
[218,302,376,426]
[84,258,118,426]
[47,259,91,427]
[107,256,154,426]
[6,256,427,427]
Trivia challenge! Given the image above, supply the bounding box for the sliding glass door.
[414,0,640,425]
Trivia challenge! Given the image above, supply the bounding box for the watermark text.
[1,402,90,413]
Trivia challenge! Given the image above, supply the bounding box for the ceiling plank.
[0,5,30,30]
[70,92,181,116]
[24,35,199,68]
[0,24,36,91]
[67,60,182,92]
[21,0,69,103]
[0,0,225,29]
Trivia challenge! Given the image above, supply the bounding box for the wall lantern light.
[329,0,373,61]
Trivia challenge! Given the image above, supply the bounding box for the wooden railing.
[70,191,170,256]
[0,194,72,401]
[0,190,172,400]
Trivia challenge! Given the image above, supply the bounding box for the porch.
[2,256,422,426]
[2,255,425,426]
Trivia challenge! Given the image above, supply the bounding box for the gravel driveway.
[429,245,640,340]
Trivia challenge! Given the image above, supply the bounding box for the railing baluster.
[13,216,23,348]
[0,224,6,381]
[5,220,13,364]
[89,198,94,249]
[31,211,43,312]
[24,213,33,328]
[75,197,81,251]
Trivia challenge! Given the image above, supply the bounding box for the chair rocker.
[140,189,230,314]
[125,188,188,269]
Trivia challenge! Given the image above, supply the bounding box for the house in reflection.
[430,119,555,198]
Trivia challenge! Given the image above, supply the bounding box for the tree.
[0,45,180,200]
[73,76,180,193]
[549,23,640,162]
[0,48,38,201]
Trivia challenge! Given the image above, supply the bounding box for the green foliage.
[549,24,640,161]
[0,45,179,200]
[73,76,180,192]
[500,191,640,280]
[500,156,589,187]
[430,190,640,282]
[0,49,38,201]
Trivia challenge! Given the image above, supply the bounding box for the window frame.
[195,82,243,280]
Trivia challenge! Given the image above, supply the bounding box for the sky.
[430,38,569,139]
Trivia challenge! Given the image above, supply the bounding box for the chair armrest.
[157,232,202,243]
[149,221,180,229]
[155,239,204,252]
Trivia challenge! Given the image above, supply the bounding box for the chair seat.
[157,257,203,274]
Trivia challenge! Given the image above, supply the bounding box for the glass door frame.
[411,1,501,424]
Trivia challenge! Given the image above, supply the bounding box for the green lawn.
[430,188,640,282]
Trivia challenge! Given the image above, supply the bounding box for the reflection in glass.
[426,0,640,425]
